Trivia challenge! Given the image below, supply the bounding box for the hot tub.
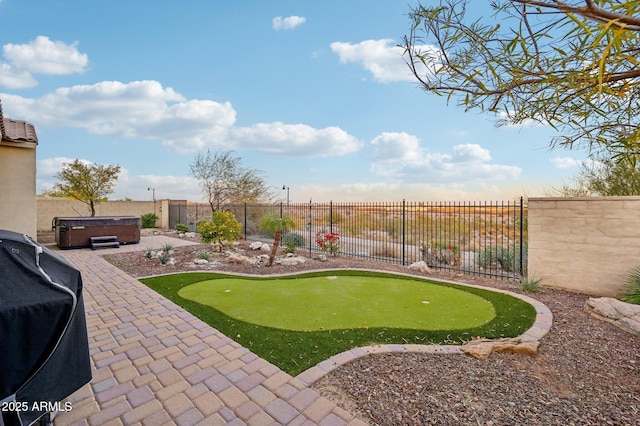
[52,216,141,249]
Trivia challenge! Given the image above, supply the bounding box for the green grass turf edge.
[140,270,537,376]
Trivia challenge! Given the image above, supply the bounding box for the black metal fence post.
[520,196,524,277]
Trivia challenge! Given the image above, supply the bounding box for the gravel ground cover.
[41,231,640,425]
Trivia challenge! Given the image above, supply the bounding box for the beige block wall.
[37,198,169,231]
[0,142,37,237]
[528,197,640,296]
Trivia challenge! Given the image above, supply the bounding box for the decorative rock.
[408,261,431,273]
[226,253,255,265]
[193,259,208,265]
[461,337,539,360]
[279,256,307,266]
[260,244,271,252]
[584,297,640,336]
[314,254,328,262]
[249,241,263,250]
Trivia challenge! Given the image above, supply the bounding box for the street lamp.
[147,187,156,218]
[282,185,289,206]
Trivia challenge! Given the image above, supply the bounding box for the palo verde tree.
[190,149,272,213]
[44,159,121,216]
[403,1,640,163]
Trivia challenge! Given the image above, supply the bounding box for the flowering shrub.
[316,231,341,255]
[197,211,242,251]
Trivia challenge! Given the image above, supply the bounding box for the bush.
[175,223,189,233]
[419,240,459,268]
[195,249,212,261]
[157,251,171,265]
[316,231,340,255]
[477,244,527,274]
[283,233,305,254]
[519,275,544,293]
[197,211,242,251]
[141,213,158,229]
[619,266,640,305]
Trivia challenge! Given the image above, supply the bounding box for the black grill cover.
[0,230,91,425]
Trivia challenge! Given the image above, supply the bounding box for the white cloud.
[330,39,439,83]
[0,63,37,89]
[4,36,88,75]
[4,80,361,157]
[230,122,362,157]
[370,132,521,183]
[0,36,88,88]
[37,157,88,176]
[551,156,580,169]
[1,81,236,153]
[272,16,306,31]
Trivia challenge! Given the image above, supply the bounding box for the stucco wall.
[528,197,640,296]
[0,142,37,237]
[37,198,169,231]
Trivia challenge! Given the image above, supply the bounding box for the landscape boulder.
[584,297,640,336]
[408,261,431,273]
[249,241,263,250]
[226,253,255,265]
[276,256,307,266]
[461,337,539,360]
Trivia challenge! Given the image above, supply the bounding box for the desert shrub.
[519,275,544,293]
[195,249,212,261]
[283,232,305,247]
[141,213,158,228]
[477,244,527,273]
[161,243,173,253]
[372,245,401,259]
[144,248,154,259]
[197,211,242,251]
[175,223,189,233]
[157,251,171,265]
[420,240,460,268]
[619,266,640,305]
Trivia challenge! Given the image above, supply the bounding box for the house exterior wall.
[0,141,36,239]
[0,141,37,237]
[528,197,640,296]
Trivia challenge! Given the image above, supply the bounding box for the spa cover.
[0,230,91,425]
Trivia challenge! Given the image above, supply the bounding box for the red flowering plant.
[316,231,341,255]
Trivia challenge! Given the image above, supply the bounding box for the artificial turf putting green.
[141,270,537,376]
[178,275,495,331]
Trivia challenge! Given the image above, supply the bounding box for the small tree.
[260,215,295,266]
[196,211,242,252]
[44,159,121,216]
[190,149,272,213]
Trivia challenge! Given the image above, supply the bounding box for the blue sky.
[0,0,585,203]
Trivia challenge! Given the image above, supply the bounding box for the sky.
[0,0,587,204]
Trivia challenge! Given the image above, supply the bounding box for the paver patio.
[53,236,367,426]
[51,236,552,425]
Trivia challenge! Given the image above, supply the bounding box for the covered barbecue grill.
[0,230,91,425]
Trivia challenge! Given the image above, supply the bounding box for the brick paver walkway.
[53,237,367,425]
[52,236,552,426]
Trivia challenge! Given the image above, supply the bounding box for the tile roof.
[0,99,38,144]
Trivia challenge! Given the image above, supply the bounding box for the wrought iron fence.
[225,198,526,280]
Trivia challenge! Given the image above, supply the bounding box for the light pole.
[147,187,156,218]
[282,185,289,206]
